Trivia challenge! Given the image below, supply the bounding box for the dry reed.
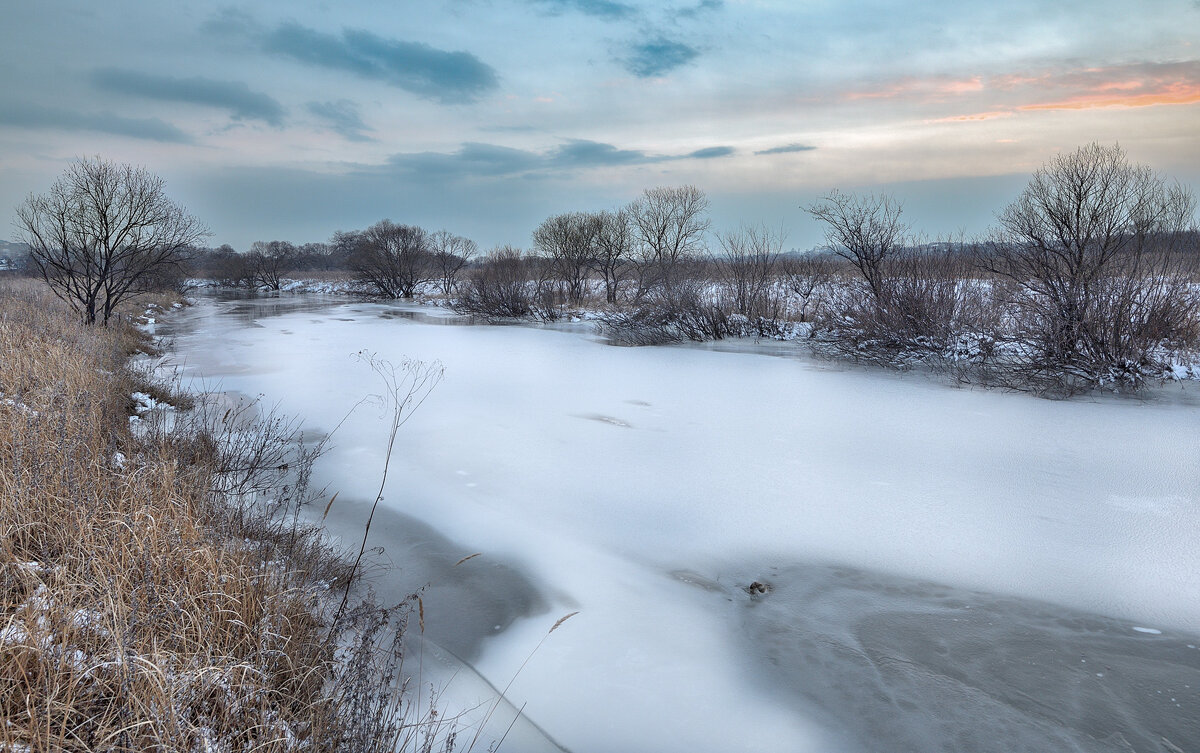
[0,279,440,752]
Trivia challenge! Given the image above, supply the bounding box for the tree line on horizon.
[12,143,1200,395]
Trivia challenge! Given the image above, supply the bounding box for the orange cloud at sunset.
[844,75,984,102]
[1006,61,1200,111]
[847,61,1200,118]
[1020,81,1200,111]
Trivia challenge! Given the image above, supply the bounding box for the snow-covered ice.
[161,294,1200,753]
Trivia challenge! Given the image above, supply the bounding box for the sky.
[2,0,1199,251]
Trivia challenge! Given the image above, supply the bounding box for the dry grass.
[0,279,436,752]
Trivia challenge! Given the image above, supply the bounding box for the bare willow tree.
[199,243,255,287]
[628,185,710,295]
[988,142,1199,392]
[805,190,908,299]
[429,229,478,296]
[15,157,208,324]
[716,223,784,319]
[349,220,433,298]
[532,211,602,305]
[591,209,633,304]
[248,240,297,291]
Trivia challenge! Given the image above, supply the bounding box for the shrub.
[986,143,1200,393]
[601,277,730,345]
[456,247,541,320]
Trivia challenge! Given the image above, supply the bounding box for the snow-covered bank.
[186,277,365,296]
[185,276,1200,395]
[161,294,1200,753]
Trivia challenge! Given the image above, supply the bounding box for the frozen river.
[162,293,1200,753]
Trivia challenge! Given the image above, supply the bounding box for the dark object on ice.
[747,581,771,595]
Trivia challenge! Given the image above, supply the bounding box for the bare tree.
[248,240,297,291]
[717,223,784,319]
[329,229,362,269]
[988,142,1199,392]
[781,252,834,323]
[805,190,908,299]
[627,185,710,296]
[429,229,478,296]
[532,211,601,305]
[203,244,256,288]
[591,209,633,304]
[805,193,982,365]
[15,157,207,324]
[349,220,433,298]
[295,241,335,272]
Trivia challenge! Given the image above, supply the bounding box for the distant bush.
[601,278,730,345]
[810,250,986,368]
[714,224,789,336]
[455,246,571,321]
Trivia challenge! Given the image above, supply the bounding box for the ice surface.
[731,562,1200,753]
[163,295,1200,753]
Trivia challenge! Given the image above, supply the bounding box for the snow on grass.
[130,391,165,413]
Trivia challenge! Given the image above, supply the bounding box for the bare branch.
[15,157,208,324]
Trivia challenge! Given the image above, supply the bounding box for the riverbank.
[184,274,1200,396]
[0,280,437,752]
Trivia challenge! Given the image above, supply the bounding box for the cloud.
[754,143,817,155]
[550,139,651,166]
[387,142,544,180]
[1022,87,1200,110]
[0,101,191,142]
[528,0,719,23]
[843,61,1200,117]
[531,0,636,18]
[263,23,498,104]
[625,38,699,78]
[843,76,984,102]
[688,146,734,159]
[92,69,285,125]
[306,100,373,141]
[480,124,541,133]
[384,138,733,180]
[926,111,1014,123]
[676,0,723,18]
[200,7,260,38]
[1015,61,1200,111]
